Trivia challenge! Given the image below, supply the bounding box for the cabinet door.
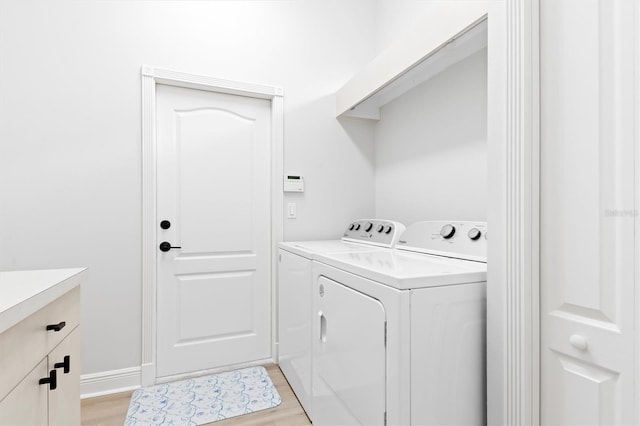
[48,327,81,426]
[0,358,48,425]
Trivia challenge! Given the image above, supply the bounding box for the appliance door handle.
[319,312,327,342]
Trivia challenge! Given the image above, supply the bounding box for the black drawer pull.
[54,355,71,374]
[46,321,66,332]
[39,369,57,390]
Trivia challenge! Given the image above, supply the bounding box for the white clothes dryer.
[277,219,405,419]
[312,221,487,426]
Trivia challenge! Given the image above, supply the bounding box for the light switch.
[287,203,297,219]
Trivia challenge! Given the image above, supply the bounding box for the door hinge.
[279,253,282,262]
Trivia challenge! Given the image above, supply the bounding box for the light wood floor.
[81,364,311,426]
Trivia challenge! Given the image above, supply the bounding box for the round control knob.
[348,223,355,231]
[376,224,384,233]
[354,223,361,231]
[440,224,456,239]
[385,225,393,234]
[468,228,482,240]
[364,222,373,232]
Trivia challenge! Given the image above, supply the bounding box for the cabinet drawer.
[0,286,80,402]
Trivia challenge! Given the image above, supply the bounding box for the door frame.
[487,1,540,424]
[140,66,284,385]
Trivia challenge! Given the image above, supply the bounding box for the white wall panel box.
[284,175,304,192]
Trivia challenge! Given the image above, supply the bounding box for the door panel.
[156,84,272,377]
[176,108,255,254]
[175,272,255,342]
[540,0,637,423]
[313,276,386,426]
[545,353,620,426]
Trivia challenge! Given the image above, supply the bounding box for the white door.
[313,276,386,426]
[540,0,637,424]
[156,84,272,378]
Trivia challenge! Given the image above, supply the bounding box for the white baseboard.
[81,358,277,399]
[155,358,276,384]
[81,366,141,399]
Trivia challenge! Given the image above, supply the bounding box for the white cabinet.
[0,285,81,426]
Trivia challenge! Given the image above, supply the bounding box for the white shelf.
[336,3,488,120]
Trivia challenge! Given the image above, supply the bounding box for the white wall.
[374,0,431,52]
[0,0,376,376]
[374,0,488,54]
[374,48,488,224]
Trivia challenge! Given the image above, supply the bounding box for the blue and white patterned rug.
[124,366,282,425]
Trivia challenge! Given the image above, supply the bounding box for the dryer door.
[313,276,386,426]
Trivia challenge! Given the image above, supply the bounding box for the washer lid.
[315,249,486,290]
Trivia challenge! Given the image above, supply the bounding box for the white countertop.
[0,268,87,334]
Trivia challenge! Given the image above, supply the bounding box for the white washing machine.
[312,221,487,426]
[278,219,405,420]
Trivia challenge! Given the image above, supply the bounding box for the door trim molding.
[487,1,540,424]
[140,66,284,385]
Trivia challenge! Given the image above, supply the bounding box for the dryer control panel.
[396,221,487,262]
[342,219,406,248]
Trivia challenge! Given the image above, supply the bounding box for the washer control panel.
[342,219,406,248]
[397,221,487,262]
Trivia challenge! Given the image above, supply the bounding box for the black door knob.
[160,220,171,229]
[159,241,182,252]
